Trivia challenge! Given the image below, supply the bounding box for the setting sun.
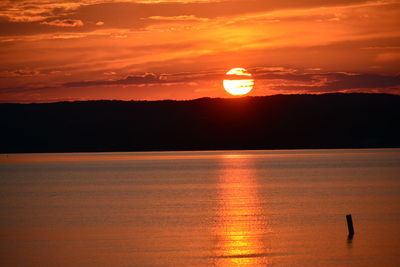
[223,68,254,96]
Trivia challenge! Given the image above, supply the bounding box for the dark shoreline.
[2,93,400,153]
[1,147,400,155]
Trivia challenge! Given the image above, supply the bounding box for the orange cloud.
[376,52,400,62]
[41,19,84,27]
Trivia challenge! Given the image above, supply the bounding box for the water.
[0,149,399,266]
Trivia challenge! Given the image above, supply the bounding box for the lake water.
[0,149,399,266]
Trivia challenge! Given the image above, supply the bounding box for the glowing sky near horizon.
[0,0,399,102]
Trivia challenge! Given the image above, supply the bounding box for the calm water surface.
[0,149,399,266]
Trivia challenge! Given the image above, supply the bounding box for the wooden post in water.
[346,214,354,237]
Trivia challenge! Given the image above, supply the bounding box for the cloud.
[1,67,399,103]
[252,68,317,82]
[1,0,369,24]
[61,68,400,95]
[41,19,84,27]
[0,69,40,77]
[59,71,224,90]
[0,0,376,36]
[64,73,162,87]
[0,1,81,22]
[146,15,208,22]
[376,52,400,62]
[268,72,400,93]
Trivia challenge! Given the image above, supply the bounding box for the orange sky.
[0,0,399,102]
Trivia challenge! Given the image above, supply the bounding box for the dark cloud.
[253,72,317,82]
[62,69,400,95]
[63,71,227,88]
[271,72,400,92]
[64,73,162,87]
[1,68,399,101]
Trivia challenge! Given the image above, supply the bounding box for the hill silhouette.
[1,93,400,153]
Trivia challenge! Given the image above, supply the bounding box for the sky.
[0,0,399,103]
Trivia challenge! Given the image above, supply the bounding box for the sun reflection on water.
[214,155,271,266]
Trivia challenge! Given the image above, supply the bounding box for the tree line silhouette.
[1,93,399,153]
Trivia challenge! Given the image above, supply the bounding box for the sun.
[223,68,254,96]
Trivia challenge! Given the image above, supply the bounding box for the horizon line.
[1,92,398,105]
